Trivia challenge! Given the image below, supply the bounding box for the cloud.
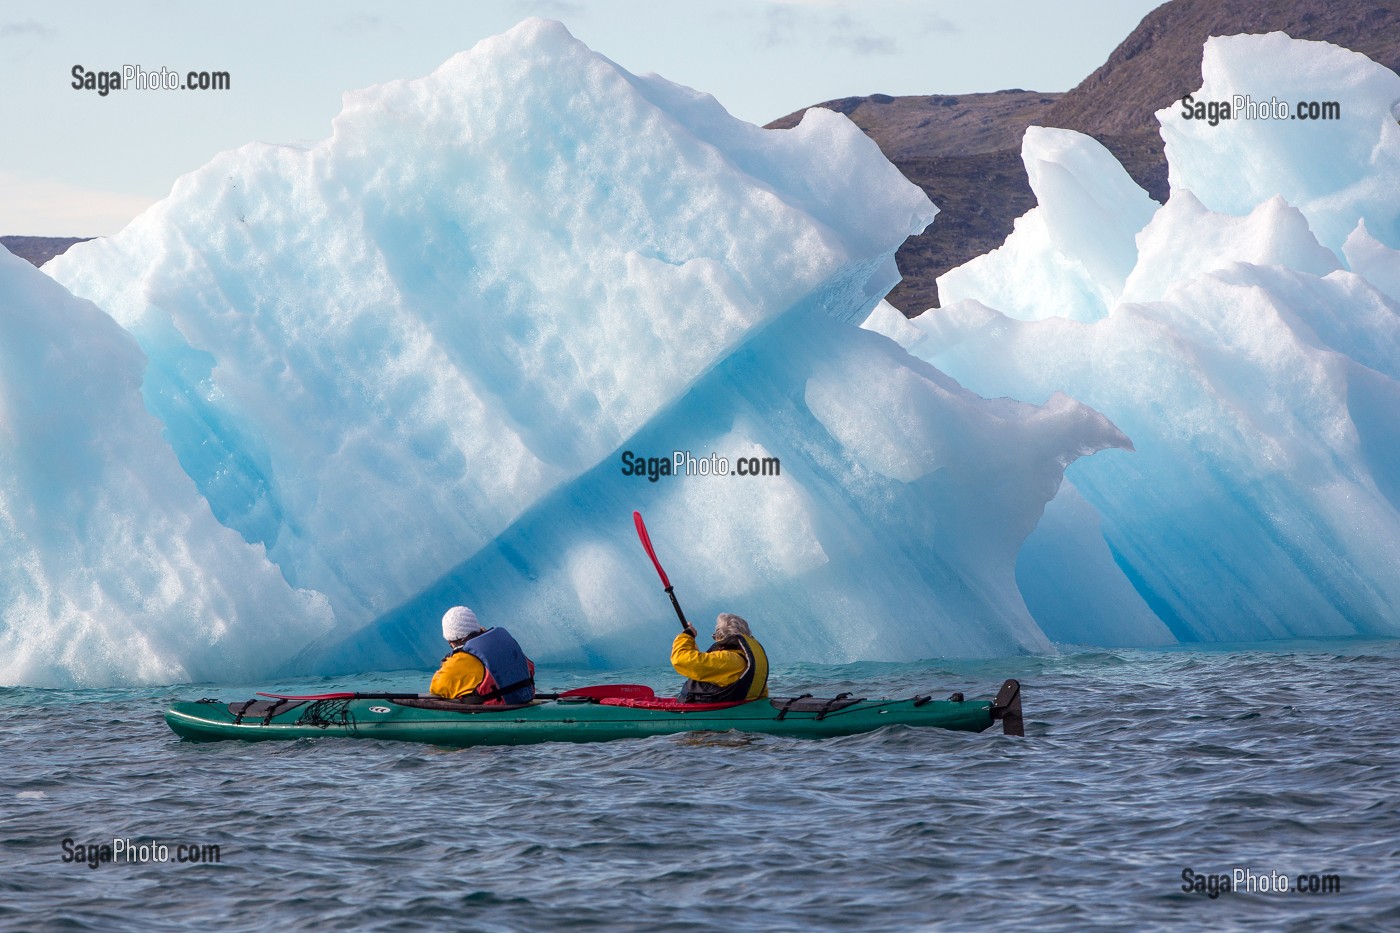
[758,4,910,57]
[829,13,897,57]
[830,32,897,57]
[0,19,56,40]
[922,15,958,35]
[759,6,802,48]
[513,0,585,18]
[329,13,402,36]
[0,172,157,238]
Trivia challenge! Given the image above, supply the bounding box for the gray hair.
[713,612,752,640]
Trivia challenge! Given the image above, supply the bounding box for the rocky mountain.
[0,236,92,267]
[1044,0,1400,136]
[771,0,1400,314]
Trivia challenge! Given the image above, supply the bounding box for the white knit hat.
[441,606,483,641]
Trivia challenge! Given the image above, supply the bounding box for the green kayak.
[165,680,1023,746]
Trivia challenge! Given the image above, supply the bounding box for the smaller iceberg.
[906,33,1400,647]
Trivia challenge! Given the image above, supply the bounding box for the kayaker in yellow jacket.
[430,606,536,704]
[672,612,769,703]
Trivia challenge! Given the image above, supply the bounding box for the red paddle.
[633,510,692,634]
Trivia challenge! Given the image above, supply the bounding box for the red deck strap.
[599,697,748,712]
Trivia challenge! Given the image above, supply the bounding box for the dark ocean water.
[3,639,1398,932]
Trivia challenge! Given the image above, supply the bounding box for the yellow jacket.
[671,633,746,685]
[671,632,769,700]
[429,651,487,700]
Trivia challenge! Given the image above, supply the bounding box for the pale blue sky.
[1,0,1165,236]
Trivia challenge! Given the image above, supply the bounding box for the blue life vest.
[457,627,535,703]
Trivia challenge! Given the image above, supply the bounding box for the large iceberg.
[908,33,1400,644]
[17,19,1124,683]
[46,18,935,630]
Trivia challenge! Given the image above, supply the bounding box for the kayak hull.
[166,680,1019,745]
[166,682,1021,746]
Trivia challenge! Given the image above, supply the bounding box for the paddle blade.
[633,511,671,588]
[559,683,656,700]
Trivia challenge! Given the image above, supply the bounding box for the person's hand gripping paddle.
[632,511,697,638]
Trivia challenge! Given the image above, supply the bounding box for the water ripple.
[3,639,1398,930]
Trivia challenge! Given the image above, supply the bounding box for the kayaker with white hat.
[429,606,536,704]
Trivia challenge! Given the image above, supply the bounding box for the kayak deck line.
[165,679,1025,746]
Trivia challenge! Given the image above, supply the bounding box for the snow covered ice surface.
[19,18,1124,684]
[908,32,1400,645]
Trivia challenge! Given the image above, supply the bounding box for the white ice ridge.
[908,32,1400,645]
[0,247,333,686]
[45,18,936,632]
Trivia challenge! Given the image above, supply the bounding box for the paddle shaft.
[632,511,692,633]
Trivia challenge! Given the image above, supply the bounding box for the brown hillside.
[1,236,93,267]
[1046,0,1400,136]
